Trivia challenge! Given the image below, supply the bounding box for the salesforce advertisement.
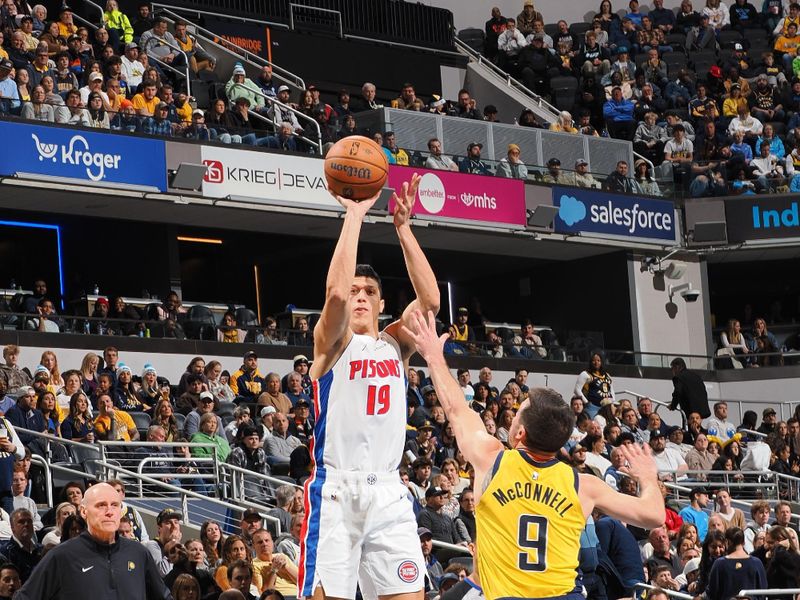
[552,187,677,242]
[0,121,167,191]
[387,165,527,228]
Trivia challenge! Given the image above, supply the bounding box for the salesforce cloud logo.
[558,195,586,226]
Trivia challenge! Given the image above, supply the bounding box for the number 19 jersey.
[476,450,585,600]
[311,331,407,473]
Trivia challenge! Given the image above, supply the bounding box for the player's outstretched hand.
[401,309,448,364]
[330,189,380,215]
[617,442,658,482]
[393,173,421,228]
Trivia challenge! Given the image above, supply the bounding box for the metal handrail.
[153,6,306,90]
[82,0,106,25]
[289,3,343,38]
[139,33,192,97]
[225,84,322,153]
[739,428,768,439]
[453,36,560,121]
[93,460,285,532]
[218,462,301,490]
[635,583,693,600]
[739,589,800,596]
[431,539,471,555]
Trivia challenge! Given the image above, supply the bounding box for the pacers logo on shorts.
[397,560,419,583]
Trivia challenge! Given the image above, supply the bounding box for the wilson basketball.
[324,136,389,200]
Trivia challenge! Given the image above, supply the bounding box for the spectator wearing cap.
[679,488,709,542]
[448,307,475,351]
[184,108,211,140]
[183,391,224,439]
[418,527,443,593]
[267,85,303,133]
[230,351,266,403]
[749,73,785,122]
[483,104,499,121]
[287,399,313,443]
[650,429,689,481]
[518,0,544,36]
[496,143,529,179]
[406,421,437,466]
[56,5,78,38]
[258,406,276,443]
[409,457,434,504]
[572,158,601,188]
[121,42,144,88]
[0,59,19,115]
[758,408,778,435]
[144,507,183,576]
[264,413,301,469]
[459,141,491,175]
[257,373,292,415]
[64,33,90,76]
[225,62,264,110]
[142,100,174,136]
[282,355,312,398]
[417,486,468,553]
[541,157,573,184]
[227,425,271,501]
[425,137,458,171]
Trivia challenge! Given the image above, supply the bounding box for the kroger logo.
[32,133,122,182]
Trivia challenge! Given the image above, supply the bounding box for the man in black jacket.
[16,482,171,599]
[669,357,710,421]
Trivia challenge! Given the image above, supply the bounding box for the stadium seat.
[174,413,186,431]
[458,28,485,54]
[691,51,718,75]
[183,304,217,341]
[665,32,687,50]
[718,30,743,48]
[544,23,559,38]
[130,411,153,438]
[550,76,579,112]
[70,443,101,465]
[768,121,786,136]
[663,52,689,77]
[235,307,259,328]
[569,22,592,38]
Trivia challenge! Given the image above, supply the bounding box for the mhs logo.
[31,133,122,181]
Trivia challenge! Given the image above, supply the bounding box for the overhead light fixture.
[526,205,560,229]
[177,236,223,245]
[690,221,727,245]
[169,163,208,191]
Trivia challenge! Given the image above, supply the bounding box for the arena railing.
[95,460,286,533]
[154,6,306,91]
[155,0,456,51]
[658,469,799,502]
[635,583,693,600]
[431,540,472,556]
[738,588,800,597]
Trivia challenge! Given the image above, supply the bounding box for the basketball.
[324,135,389,200]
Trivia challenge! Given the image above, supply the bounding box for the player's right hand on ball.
[331,190,380,214]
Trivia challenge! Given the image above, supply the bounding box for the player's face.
[349,276,384,331]
[508,399,529,447]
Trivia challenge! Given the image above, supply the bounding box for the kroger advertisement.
[552,187,676,242]
[200,145,340,210]
[387,165,526,228]
[0,120,167,191]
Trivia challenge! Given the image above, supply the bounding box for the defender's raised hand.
[392,173,421,228]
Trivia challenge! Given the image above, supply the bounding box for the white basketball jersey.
[311,331,407,472]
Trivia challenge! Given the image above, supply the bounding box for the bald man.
[16,482,172,599]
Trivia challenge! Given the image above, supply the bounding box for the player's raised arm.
[386,175,441,358]
[579,442,665,529]
[313,192,381,370]
[403,310,503,473]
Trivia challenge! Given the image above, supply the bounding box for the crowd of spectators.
[0,319,798,598]
[477,0,800,195]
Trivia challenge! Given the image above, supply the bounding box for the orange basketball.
[324,135,389,201]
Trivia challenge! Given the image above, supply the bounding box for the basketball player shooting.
[298,174,439,600]
[402,310,665,600]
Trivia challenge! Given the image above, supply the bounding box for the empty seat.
[235,307,258,327]
[129,411,152,437]
[183,304,216,341]
[550,76,579,112]
[768,121,786,136]
[458,27,485,53]
[569,22,592,38]
[665,32,686,50]
[544,23,559,38]
[664,52,689,76]
[718,29,743,48]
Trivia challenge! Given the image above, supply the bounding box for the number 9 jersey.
[311,331,407,472]
[476,450,585,600]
